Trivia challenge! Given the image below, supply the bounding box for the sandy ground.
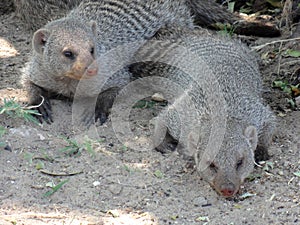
[0,9,300,225]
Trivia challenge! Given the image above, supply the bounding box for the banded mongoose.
[23,0,203,124]
[129,28,276,197]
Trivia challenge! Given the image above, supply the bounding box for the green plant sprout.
[0,98,40,124]
[60,136,96,156]
[43,179,69,197]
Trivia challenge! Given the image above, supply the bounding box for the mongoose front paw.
[96,111,109,125]
[254,145,270,162]
[80,109,109,127]
[155,142,177,154]
[35,97,53,124]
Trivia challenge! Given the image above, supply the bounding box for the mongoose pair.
[21,0,276,197]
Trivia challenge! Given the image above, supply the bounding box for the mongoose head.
[189,119,258,197]
[32,17,98,80]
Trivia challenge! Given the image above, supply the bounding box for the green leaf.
[0,98,40,124]
[286,49,300,57]
[43,179,69,197]
[266,0,283,8]
[154,170,164,179]
[246,173,261,181]
[239,192,256,199]
[263,161,274,172]
[195,216,209,222]
[0,126,6,137]
[287,99,296,109]
[123,164,133,173]
[35,161,45,170]
[83,138,95,157]
[24,152,34,165]
[228,2,235,13]
[23,113,39,125]
[234,204,243,209]
[170,215,178,220]
[239,6,252,14]
[272,80,286,88]
[293,172,300,177]
[272,80,292,94]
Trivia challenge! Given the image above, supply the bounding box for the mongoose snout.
[65,59,98,80]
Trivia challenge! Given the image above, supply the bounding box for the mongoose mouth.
[65,68,98,80]
[212,181,239,198]
[65,61,98,80]
[65,72,86,80]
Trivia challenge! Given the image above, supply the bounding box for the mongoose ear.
[89,21,97,36]
[33,29,50,55]
[244,126,258,151]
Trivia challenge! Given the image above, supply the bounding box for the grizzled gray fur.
[130,28,276,197]
[0,0,15,15]
[13,0,236,31]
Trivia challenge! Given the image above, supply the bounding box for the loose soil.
[0,10,299,225]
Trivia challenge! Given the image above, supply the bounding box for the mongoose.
[22,0,200,124]
[128,28,276,197]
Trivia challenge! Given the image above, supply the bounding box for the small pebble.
[93,181,101,187]
[151,93,165,102]
[193,196,208,206]
[37,133,45,140]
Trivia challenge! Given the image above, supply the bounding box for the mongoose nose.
[221,188,234,197]
[220,183,236,197]
[85,67,98,77]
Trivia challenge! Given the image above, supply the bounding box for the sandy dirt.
[0,9,300,225]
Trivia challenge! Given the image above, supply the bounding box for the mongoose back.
[129,28,276,197]
[13,0,236,31]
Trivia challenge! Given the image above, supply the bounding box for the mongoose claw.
[96,112,108,125]
[155,132,178,154]
[36,97,53,124]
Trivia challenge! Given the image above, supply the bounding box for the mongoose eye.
[63,50,75,60]
[209,162,218,172]
[236,158,244,170]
